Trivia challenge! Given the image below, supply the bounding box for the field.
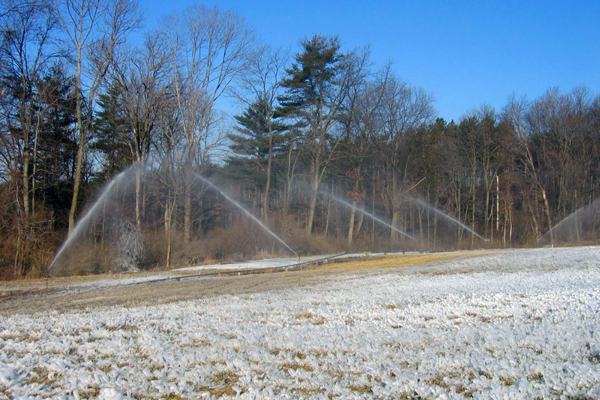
[1,248,599,399]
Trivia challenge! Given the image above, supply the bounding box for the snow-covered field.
[1,247,599,399]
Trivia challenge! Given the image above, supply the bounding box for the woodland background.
[2,0,600,279]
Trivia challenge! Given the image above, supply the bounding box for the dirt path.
[0,252,490,315]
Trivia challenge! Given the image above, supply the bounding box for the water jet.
[410,198,490,242]
[538,198,600,245]
[48,163,141,273]
[193,173,300,261]
[318,189,418,242]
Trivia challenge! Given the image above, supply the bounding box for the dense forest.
[2,0,600,279]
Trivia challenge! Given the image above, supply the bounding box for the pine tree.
[92,84,133,177]
[279,34,356,234]
[226,95,286,217]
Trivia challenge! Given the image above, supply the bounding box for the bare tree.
[503,93,553,242]
[377,71,435,241]
[152,89,182,269]
[0,0,61,276]
[162,5,256,242]
[109,31,170,230]
[0,0,59,219]
[54,0,140,233]
[344,66,389,244]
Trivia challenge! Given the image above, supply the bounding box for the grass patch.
[25,367,60,385]
[528,372,544,383]
[195,371,242,398]
[98,365,113,373]
[294,387,326,396]
[78,385,101,398]
[455,384,473,397]
[282,362,314,373]
[213,371,239,386]
[162,393,190,400]
[1,333,35,342]
[500,376,515,386]
[310,252,494,273]
[295,312,326,325]
[195,385,236,398]
[349,385,372,394]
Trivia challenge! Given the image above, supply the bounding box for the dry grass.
[0,252,492,315]
[0,270,164,294]
[308,252,493,273]
[281,362,314,373]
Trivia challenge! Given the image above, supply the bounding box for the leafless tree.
[162,5,257,242]
[344,65,389,244]
[109,31,170,230]
[503,93,553,242]
[377,71,435,240]
[0,0,61,276]
[54,0,140,233]
[0,0,59,219]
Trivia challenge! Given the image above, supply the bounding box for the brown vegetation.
[0,252,486,315]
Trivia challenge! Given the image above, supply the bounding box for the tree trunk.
[22,145,30,218]
[471,161,476,249]
[284,138,296,221]
[390,173,400,241]
[306,174,320,235]
[69,130,86,234]
[164,197,173,269]
[418,205,424,242]
[541,188,553,244]
[183,152,193,242]
[355,209,364,239]
[68,43,85,234]
[263,120,273,222]
[324,196,331,237]
[484,174,490,239]
[135,156,142,232]
[347,201,356,245]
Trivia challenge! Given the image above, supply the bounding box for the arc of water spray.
[536,202,592,244]
[48,167,135,272]
[411,198,490,242]
[194,174,300,261]
[318,189,418,241]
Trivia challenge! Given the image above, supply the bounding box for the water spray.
[318,189,418,242]
[194,173,300,262]
[48,165,139,273]
[410,198,490,242]
[536,199,600,245]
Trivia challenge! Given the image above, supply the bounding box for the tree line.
[2,0,599,278]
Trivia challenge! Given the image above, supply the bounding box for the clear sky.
[140,0,600,122]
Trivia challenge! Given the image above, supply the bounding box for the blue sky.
[140,0,600,122]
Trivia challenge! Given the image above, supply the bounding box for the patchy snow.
[2,252,405,295]
[1,247,600,399]
[173,255,334,272]
[172,252,411,272]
